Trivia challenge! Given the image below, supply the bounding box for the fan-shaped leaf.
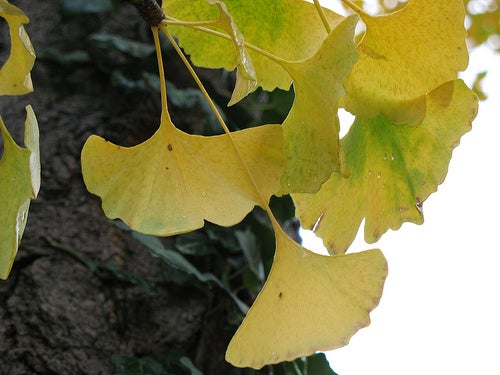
[342,0,468,124]
[294,80,478,254]
[81,111,284,236]
[0,106,40,279]
[0,0,35,95]
[279,15,358,194]
[204,0,257,105]
[225,226,387,369]
[163,0,344,91]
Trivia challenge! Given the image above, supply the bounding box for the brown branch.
[126,0,166,26]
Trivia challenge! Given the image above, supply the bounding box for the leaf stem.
[162,17,287,66]
[313,0,331,33]
[164,19,218,28]
[340,0,368,17]
[152,27,168,112]
[158,24,276,220]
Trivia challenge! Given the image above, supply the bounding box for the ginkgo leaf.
[204,0,257,105]
[0,106,40,279]
[0,0,35,95]
[163,0,344,91]
[278,15,358,194]
[294,80,478,254]
[81,111,284,236]
[225,225,387,369]
[342,0,468,124]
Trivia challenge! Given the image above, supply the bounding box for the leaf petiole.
[164,19,219,28]
[152,27,168,111]
[162,17,287,66]
[340,0,369,17]
[313,0,332,33]
[157,24,282,231]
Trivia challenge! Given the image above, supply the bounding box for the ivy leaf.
[81,112,284,236]
[0,106,40,279]
[88,33,156,59]
[205,0,257,105]
[225,226,387,369]
[0,0,35,95]
[306,353,339,375]
[342,0,468,124]
[163,0,344,91]
[279,15,358,194]
[294,80,478,254]
[60,0,118,17]
[132,231,249,313]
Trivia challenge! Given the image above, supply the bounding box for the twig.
[126,0,166,26]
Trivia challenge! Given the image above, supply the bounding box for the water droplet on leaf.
[416,199,424,215]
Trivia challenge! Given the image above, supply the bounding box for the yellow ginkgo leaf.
[342,0,468,124]
[163,0,344,91]
[294,80,478,254]
[226,225,387,369]
[278,15,358,194]
[81,111,284,236]
[0,0,35,95]
[0,106,40,279]
[204,0,257,105]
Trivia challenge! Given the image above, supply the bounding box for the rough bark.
[1,2,240,373]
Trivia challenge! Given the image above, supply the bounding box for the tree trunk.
[1,2,245,373]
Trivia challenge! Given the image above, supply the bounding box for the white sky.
[301,2,500,374]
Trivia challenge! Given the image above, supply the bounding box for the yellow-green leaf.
[163,0,344,91]
[225,226,387,369]
[342,0,468,124]
[294,80,478,254]
[0,106,40,279]
[279,15,358,194]
[81,112,284,236]
[0,0,35,95]
[205,0,257,105]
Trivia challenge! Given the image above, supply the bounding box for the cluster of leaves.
[76,0,478,370]
[352,0,500,99]
[0,0,39,279]
[0,0,480,372]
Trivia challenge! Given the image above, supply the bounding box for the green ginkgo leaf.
[226,224,387,369]
[342,0,468,124]
[294,80,478,254]
[0,106,40,279]
[278,15,358,194]
[0,0,35,95]
[163,0,344,91]
[81,111,284,236]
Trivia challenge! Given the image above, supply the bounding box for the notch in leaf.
[294,80,478,254]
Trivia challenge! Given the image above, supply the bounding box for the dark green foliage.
[113,353,202,375]
[60,0,119,16]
